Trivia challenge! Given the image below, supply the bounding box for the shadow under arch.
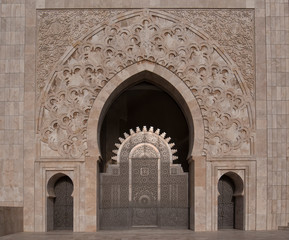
[47,173,74,231]
[218,171,244,230]
[87,60,205,160]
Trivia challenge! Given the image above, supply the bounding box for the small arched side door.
[47,174,74,231]
[218,172,244,230]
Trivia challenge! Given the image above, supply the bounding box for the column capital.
[188,155,206,163]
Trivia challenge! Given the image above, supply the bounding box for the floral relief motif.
[37,9,125,97]
[38,9,254,158]
[165,9,255,98]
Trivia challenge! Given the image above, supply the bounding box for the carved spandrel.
[36,9,126,98]
[164,9,255,98]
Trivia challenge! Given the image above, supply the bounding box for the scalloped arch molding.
[38,9,254,159]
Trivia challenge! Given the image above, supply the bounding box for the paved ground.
[0,229,289,240]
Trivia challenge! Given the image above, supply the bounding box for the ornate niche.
[37,9,254,159]
[100,126,188,229]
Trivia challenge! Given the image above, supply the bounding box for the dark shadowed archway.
[100,80,190,172]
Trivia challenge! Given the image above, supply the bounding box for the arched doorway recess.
[47,174,74,231]
[218,172,244,230]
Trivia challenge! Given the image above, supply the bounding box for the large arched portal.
[87,64,204,230]
[98,72,191,229]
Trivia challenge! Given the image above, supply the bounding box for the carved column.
[84,156,98,231]
[188,157,194,230]
[192,155,206,231]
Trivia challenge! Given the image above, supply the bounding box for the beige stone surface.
[265,0,289,229]
[0,0,25,208]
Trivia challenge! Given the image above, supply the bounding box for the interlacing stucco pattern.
[38,10,253,158]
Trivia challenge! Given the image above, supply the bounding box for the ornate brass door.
[100,127,188,229]
[54,176,73,230]
[218,175,235,229]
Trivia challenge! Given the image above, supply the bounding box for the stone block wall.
[265,0,289,229]
[0,0,25,207]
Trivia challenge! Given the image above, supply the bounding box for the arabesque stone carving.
[164,9,255,97]
[38,9,254,158]
[37,9,125,98]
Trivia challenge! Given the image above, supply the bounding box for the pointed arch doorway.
[218,172,244,230]
[47,174,74,231]
[86,61,205,231]
[98,71,190,229]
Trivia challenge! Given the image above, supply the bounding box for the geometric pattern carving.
[100,127,188,229]
[38,10,253,158]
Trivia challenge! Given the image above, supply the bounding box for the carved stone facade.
[34,8,256,232]
[37,9,254,159]
[1,0,289,235]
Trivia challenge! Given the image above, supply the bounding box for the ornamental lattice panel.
[100,126,188,229]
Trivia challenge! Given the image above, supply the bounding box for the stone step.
[278,225,289,231]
